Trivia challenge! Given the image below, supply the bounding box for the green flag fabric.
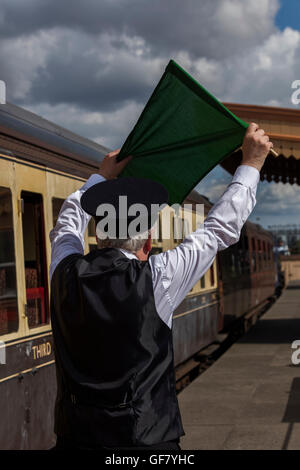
[117,59,248,205]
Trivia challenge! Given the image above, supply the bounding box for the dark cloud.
[0,0,282,114]
[0,0,278,59]
[26,31,156,111]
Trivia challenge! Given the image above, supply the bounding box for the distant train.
[0,103,278,449]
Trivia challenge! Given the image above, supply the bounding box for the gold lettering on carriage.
[32,342,52,360]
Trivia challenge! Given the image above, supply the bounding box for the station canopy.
[222,103,300,185]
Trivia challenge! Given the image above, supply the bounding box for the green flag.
[117,59,248,205]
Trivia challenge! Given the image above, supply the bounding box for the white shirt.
[49,164,260,329]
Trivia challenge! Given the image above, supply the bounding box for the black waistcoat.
[50,248,184,447]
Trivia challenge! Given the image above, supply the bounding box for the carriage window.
[52,197,64,227]
[219,247,236,280]
[210,264,215,286]
[243,235,250,273]
[150,246,163,255]
[270,244,274,263]
[0,188,18,335]
[158,213,163,242]
[236,235,244,275]
[262,241,267,266]
[88,218,96,237]
[22,192,49,328]
[251,238,257,272]
[230,247,238,278]
[200,275,205,289]
[269,242,273,264]
[257,239,262,271]
[89,244,98,251]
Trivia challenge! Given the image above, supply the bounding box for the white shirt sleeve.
[49,174,106,280]
[49,165,260,331]
[149,164,260,328]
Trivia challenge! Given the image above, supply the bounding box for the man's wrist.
[240,161,262,172]
[232,164,260,188]
[98,171,110,180]
[81,173,106,192]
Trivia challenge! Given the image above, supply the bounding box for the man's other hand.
[99,149,132,180]
[241,122,273,172]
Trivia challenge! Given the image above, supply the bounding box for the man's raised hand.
[241,122,273,172]
[99,149,132,180]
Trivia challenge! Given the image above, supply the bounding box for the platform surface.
[178,281,300,450]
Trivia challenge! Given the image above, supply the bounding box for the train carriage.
[218,221,276,331]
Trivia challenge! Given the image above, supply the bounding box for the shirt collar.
[119,248,138,260]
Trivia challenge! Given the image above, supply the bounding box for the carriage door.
[21,191,49,328]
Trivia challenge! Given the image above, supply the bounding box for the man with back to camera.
[49,122,272,450]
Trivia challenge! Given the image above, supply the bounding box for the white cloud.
[196,165,232,202]
[0,30,57,100]
[214,0,278,40]
[26,100,143,148]
[256,181,300,212]
[220,27,300,105]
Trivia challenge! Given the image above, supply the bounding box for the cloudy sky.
[1,0,300,229]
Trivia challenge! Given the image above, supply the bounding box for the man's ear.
[143,233,152,254]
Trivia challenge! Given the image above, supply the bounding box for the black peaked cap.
[80,177,169,238]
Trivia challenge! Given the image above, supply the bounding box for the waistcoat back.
[50,248,184,447]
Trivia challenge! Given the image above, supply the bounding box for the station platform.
[178,281,300,450]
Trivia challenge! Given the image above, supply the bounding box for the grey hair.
[97,230,150,253]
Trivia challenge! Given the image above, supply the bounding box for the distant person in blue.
[49,123,272,450]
